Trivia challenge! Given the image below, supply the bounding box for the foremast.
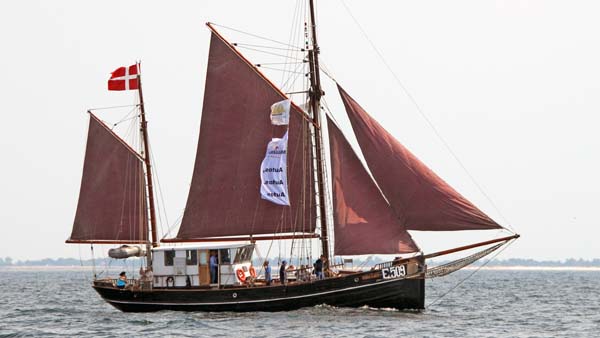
[307,0,330,269]
[136,65,159,266]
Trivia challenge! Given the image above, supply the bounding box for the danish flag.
[108,64,139,91]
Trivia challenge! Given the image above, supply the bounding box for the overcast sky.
[1,1,598,261]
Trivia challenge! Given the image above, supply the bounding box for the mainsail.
[67,113,148,243]
[172,32,315,240]
[338,85,502,232]
[327,117,419,255]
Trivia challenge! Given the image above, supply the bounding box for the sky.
[0,0,598,261]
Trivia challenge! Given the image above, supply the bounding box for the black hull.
[93,272,425,312]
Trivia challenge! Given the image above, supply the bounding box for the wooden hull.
[93,271,425,312]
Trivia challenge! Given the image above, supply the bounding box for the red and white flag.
[108,64,139,91]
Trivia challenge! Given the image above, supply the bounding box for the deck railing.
[94,278,152,290]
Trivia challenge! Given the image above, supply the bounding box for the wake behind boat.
[67,1,518,312]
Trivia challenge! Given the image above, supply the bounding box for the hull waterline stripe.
[100,274,421,307]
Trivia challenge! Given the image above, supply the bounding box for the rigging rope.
[234,45,306,61]
[161,214,183,241]
[257,65,306,74]
[212,22,305,50]
[281,62,308,93]
[425,238,517,309]
[425,242,504,279]
[233,42,304,52]
[110,107,139,129]
[256,62,305,66]
[338,0,516,233]
[281,0,305,91]
[77,245,88,281]
[88,104,139,112]
[318,63,337,83]
[149,144,170,239]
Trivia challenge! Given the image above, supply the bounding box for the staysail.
[172,32,315,240]
[338,85,502,231]
[67,113,148,243]
[327,116,419,255]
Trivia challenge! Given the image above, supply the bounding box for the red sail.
[338,85,502,231]
[67,114,148,243]
[327,117,419,254]
[173,32,314,240]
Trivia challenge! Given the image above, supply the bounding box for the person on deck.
[264,261,272,286]
[209,252,218,284]
[298,265,308,282]
[279,261,287,285]
[116,271,127,288]
[139,267,153,282]
[314,255,326,280]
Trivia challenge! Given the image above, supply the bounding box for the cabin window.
[244,246,254,260]
[164,250,175,266]
[199,251,208,265]
[219,249,231,264]
[233,246,253,263]
[232,248,241,263]
[186,250,197,265]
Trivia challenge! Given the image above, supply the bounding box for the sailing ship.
[67,1,519,312]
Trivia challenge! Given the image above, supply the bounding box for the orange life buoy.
[249,266,257,278]
[236,269,246,282]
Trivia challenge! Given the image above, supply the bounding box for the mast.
[137,63,159,261]
[307,0,330,268]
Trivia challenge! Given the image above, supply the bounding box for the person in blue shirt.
[116,271,127,288]
[209,252,218,284]
[264,261,272,286]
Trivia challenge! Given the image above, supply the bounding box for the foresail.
[338,85,502,231]
[327,117,419,255]
[173,32,315,240]
[67,114,148,243]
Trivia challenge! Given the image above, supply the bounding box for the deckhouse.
[152,244,255,288]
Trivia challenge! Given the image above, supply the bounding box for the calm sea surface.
[0,269,598,337]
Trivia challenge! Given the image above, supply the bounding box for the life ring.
[249,266,257,278]
[166,276,175,287]
[236,269,246,283]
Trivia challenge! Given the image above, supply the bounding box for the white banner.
[260,131,290,206]
[270,99,291,125]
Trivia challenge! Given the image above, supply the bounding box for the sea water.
[0,268,598,337]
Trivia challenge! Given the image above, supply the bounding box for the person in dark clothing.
[279,261,287,285]
[314,255,325,280]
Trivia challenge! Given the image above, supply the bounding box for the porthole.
[232,292,238,298]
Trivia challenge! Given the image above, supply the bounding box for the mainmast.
[136,64,159,262]
[307,0,330,268]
